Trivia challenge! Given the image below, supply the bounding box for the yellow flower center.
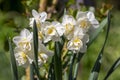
[21,52,27,60]
[18,39,31,50]
[38,52,46,63]
[65,23,74,34]
[47,26,55,35]
[73,37,82,49]
[80,19,90,29]
[38,31,43,39]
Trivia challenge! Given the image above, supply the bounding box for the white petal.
[39,12,47,22]
[87,11,95,19]
[32,9,39,18]
[76,11,87,20]
[62,15,76,25]
[80,44,87,53]
[13,36,21,45]
[20,29,30,38]
[90,19,99,28]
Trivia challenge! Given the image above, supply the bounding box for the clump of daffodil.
[12,9,99,67]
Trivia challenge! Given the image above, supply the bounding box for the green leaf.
[89,11,111,80]
[33,20,38,67]
[33,20,41,79]
[8,37,18,80]
[87,17,108,47]
[54,42,62,80]
[30,63,34,80]
[68,53,76,80]
[48,58,55,80]
[73,53,84,80]
[104,58,120,80]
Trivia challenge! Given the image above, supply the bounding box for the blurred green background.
[0,0,120,80]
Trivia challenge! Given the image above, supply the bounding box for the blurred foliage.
[0,0,120,80]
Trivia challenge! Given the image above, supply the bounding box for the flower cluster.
[13,9,99,67]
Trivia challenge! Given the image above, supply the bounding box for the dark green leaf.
[54,42,62,80]
[30,63,34,80]
[48,57,55,80]
[104,58,120,80]
[8,37,18,80]
[87,17,107,47]
[73,53,84,80]
[69,53,76,80]
[89,11,111,80]
[33,20,41,79]
[33,20,38,66]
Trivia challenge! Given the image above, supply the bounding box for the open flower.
[42,21,65,43]
[67,27,85,53]
[38,42,53,66]
[14,47,33,67]
[62,15,76,40]
[13,29,33,51]
[29,9,47,28]
[76,11,99,33]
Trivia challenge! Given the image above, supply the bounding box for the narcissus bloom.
[38,42,53,66]
[76,11,99,33]
[29,9,47,28]
[42,21,65,43]
[14,47,33,67]
[67,27,84,53]
[13,29,33,51]
[62,15,76,40]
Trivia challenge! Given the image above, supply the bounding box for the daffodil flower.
[14,47,33,67]
[62,15,76,40]
[42,21,65,43]
[29,9,47,28]
[13,29,33,51]
[38,42,53,66]
[76,11,99,33]
[67,27,84,53]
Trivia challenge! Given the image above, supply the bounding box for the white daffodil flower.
[62,15,76,40]
[29,9,47,28]
[76,11,99,33]
[14,47,33,67]
[67,37,83,53]
[42,21,65,43]
[67,27,84,53]
[80,34,89,53]
[38,43,53,66]
[13,29,33,51]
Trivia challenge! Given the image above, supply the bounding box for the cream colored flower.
[62,15,76,40]
[67,27,84,53]
[76,11,99,33]
[29,9,47,28]
[14,47,33,67]
[38,42,53,66]
[42,21,65,43]
[13,29,33,51]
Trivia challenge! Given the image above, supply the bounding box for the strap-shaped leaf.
[68,53,76,80]
[104,58,120,80]
[73,53,84,80]
[89,11,111,80]
[8,38,18,80]
[87,17,107,47]
[48,58,55,80]
[54,42,62,80]
[33,20,41,79]
[33,20,38,67]
[30,63,34,80]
